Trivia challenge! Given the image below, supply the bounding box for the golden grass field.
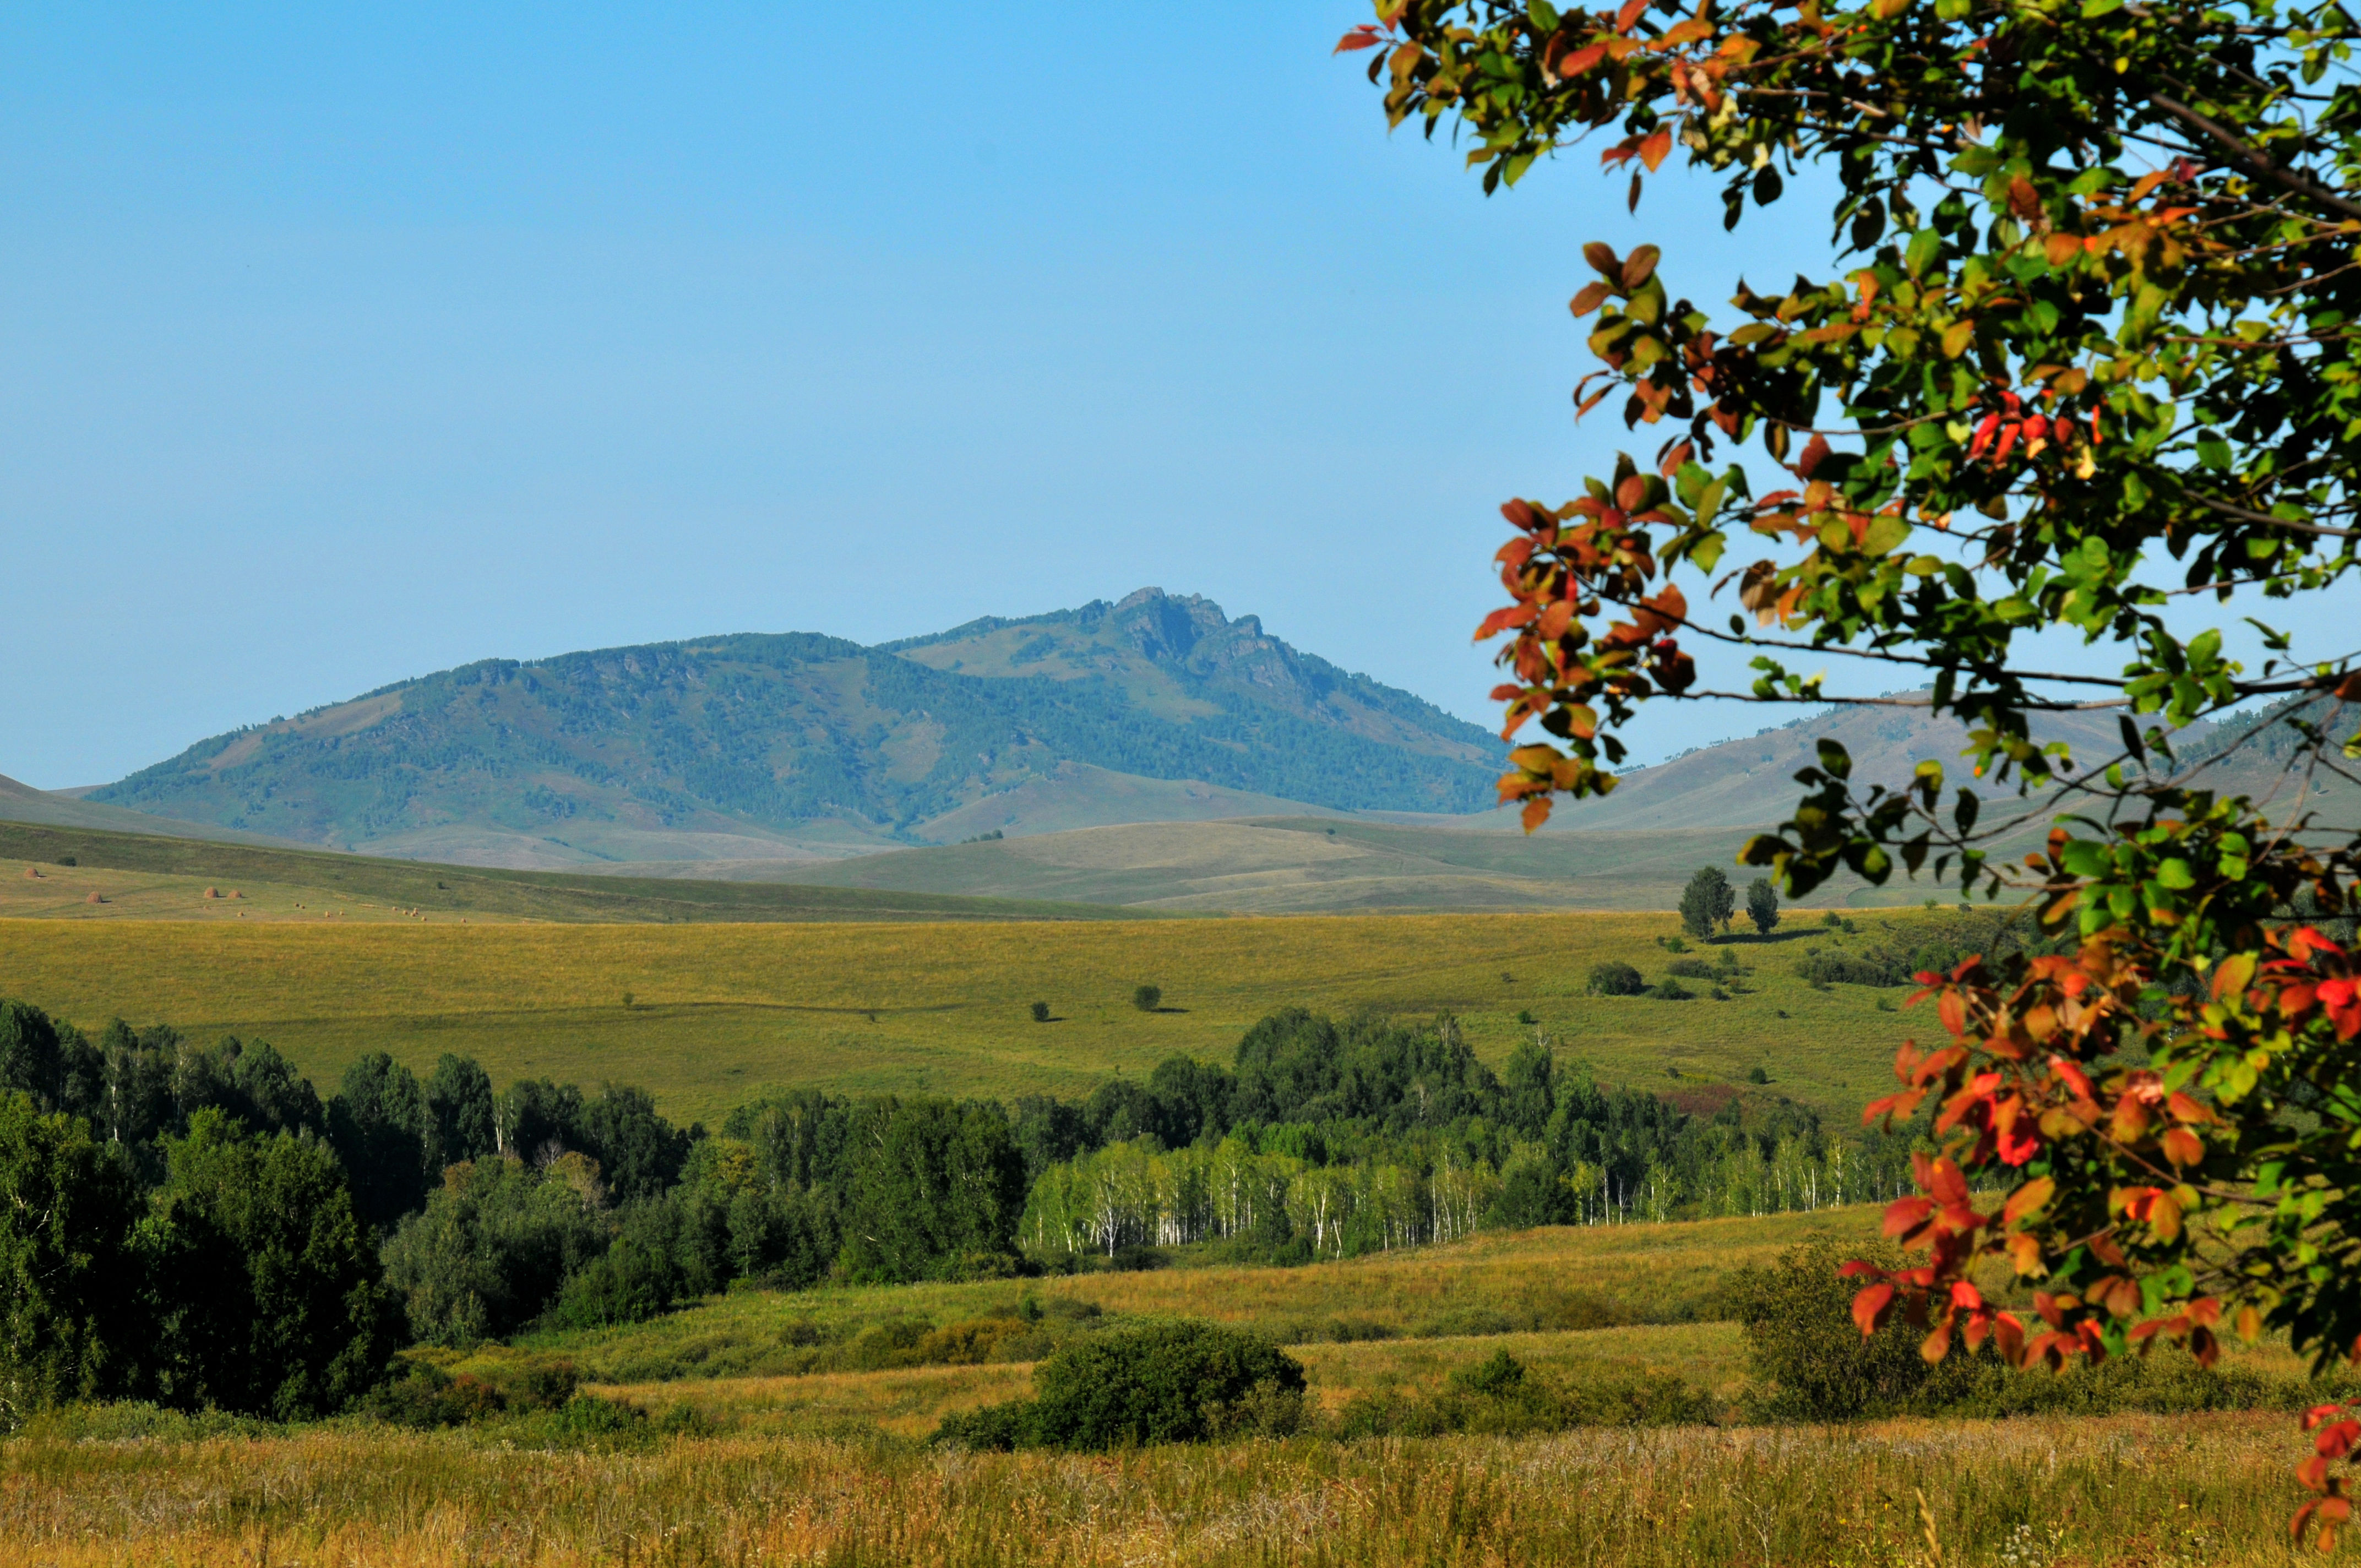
[0,1413,2324,1566]
[0,902,1934,1122]
[535,1211,1880,1384]
[6,1209,2341,1565]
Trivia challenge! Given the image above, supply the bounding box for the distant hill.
[82,590,1505,867]
[0,818,1136,924]
[0,771,304,847]
[648,815,1883,914]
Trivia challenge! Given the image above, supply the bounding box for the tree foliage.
[143,1111,399,1419]
[1679,866,1736,938]
[0,1095,144,1420]
[1746,878,1781,935]
[1346,0,2361,1538]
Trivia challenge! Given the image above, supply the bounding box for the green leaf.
[2059,840,2112,878]
[1816,740,1853,780]
[1528,0,1563,29]
[2157,858,2196,890]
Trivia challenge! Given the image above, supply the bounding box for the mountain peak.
[88,597,1504,866]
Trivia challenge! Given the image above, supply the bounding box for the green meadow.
[0,907,1944,1123]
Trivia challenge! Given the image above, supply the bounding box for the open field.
[530,1212,1883,1384]
[581,1323,1761,1439]
[0,821,1131,927]
[0,1413,2325,1566]
[0,910,1946,1122]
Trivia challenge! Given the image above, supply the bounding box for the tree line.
[0,992,1924,1422]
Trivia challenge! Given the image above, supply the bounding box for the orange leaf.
[1558,41,1607,75]
[1852,1282,1895,1338]
[1614,0,1646,31]
[1333,28,1383,53]
[1570,281,1613,316]
[2003,1175,2055,1227]
[1638,128,1672,173]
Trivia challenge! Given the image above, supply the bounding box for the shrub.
[1728,1244,1961,1421]
[1131,985,1162,1012]
[1821,911,1843,927]
[1652,978,1695,1001]
[1030,1001,1050,1023]
[1796,949,1903,987]
[1746,1065,1770,1085]
[1586,962,1646,997]
[1666,958,1718,979]
[932,1321,1305,1451]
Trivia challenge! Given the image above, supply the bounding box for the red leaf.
[1614,0,1646,30]
[1851,1282,1895,1338]
[1334,27,1383,53]
[1558,41,1606,75]
[1794,433,1831,478]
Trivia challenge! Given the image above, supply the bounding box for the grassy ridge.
[530,1211,1880,1385]
[0,1413,2315,1565]
[0,820,1136,925]
[0,911,1932,1123]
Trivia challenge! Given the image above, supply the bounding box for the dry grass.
[0,1413,2324,1566]
[584,1322,1753,1437]
[530,1211,1881,1382]
[0,911,1925,1121]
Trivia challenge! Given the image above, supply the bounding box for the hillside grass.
[0,820,1130,927]
[521,1212,1877,1384]
[0,1414,2322,1565]
[0,909,1954,1123]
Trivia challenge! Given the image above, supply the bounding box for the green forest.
[0,981,1930,1423]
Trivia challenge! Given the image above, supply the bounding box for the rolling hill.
[81,590,1503,867]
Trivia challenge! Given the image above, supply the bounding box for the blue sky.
[1,6,2300,792]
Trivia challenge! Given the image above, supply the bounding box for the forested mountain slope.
[86,591,1505,867]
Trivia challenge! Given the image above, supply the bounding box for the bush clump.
[933,1321,1304,1451]
[1652,978,1695,1001]
[1666,957,1720,979]
[1131,985,1163,1012]
[1795,949,1906,987]
[1586,962,1646,997]
[1030,1001,1051,1023]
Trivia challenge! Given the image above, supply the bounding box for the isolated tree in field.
[1745,878,1780,936]
[1678,866,1735,939]
[1133,984,1162,1013]
[1345,0,2361,1536]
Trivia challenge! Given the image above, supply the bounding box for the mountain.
[84,590,1506,867]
